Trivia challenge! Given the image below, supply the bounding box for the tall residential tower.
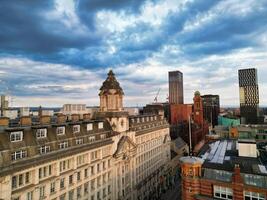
[169,71,184,104]
[238,68,259,124]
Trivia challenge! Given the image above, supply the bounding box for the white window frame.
[98,122,104,129]
[10,131,23,142]
[59,141,68,149]
[36,128,47,139]
[87,123,93,131]
[39,146,50,154]
[76,138,83,145]
[213,185,233,200]
[89,136,95,143]
[73,125,80,133]
[100,134,106,139]
[244,191,265,200]
[57,126,65,135]
[11,150,27,160]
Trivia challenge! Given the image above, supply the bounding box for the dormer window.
[59,141,68,149]
[36,129,47,139]
[11,150,27,161]
[57,127,65,135]
[39,145,50,154]
[100,134,106,139]
[98,122,103,129]
[87,123,93,131]
[89,136,95,143]
[73,125,80,133]
[76,138,83,145]
[10,131,23,142]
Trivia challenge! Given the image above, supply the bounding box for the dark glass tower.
[169,71,184,104]
[238,68,259,124]
[201,94,220,127]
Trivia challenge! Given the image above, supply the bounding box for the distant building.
[124,107,139,116]
[218,115,240,127]
[180,139,267,200]
[239,68,259,124]
[168,71,183,104]
[170,104,192,125]
[19,107,30,117]
[201,94,220,127]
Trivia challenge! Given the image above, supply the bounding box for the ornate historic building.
[0,70,171,200]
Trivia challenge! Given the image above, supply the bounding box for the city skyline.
[1,0,267,107]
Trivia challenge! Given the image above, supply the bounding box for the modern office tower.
[0,70,171,200]
[238,68,259,124]
[169,71,184,104]
[201,94,220,127]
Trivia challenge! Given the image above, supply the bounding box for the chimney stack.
[71,114,80,122]
[20,116,32,126]
[0,117,9,127]
[57,114,66,124]
[40,115,51,125]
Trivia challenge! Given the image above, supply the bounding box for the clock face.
[196,111,199,115]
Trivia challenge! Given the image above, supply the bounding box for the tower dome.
[99,70,124,112]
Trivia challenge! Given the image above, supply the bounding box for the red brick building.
[170,104,192,125]
[180,139,267,200]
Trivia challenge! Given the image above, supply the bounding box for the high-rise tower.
[169,71,184,104]
[238,68,259,124]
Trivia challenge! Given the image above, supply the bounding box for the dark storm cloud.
[0,0,100,55]
[76,0,150,29]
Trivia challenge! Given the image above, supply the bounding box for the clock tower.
[193,91,204,126]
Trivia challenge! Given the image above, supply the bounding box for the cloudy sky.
[0,0,267,107]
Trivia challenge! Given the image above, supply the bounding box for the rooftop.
[198,139,267,176]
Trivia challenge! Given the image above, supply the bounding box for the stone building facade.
[0,70,171,200]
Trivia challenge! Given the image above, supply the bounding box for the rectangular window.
[84,168,88,178]
[50,182,56,193]
[10,131,23,142]
[244,191,265,200]
[76,138,83,145]
[11,150,27,161]
[73,125,80,133]
[26,191,33,200]
[39,145,50,154]
[98,122,104,129]
[77,171,81,181]
[214,185,233,200]
[91,151,99,161]
[69,174,73,185]
[87,123,93,131]
[36,128,47,138]
[77,186,82,199]
[60,178,65,189]
[84,182,89,194]
[89,136,95,142]
[12,176,17,189]
[57,126,65,135]
[68,190,74,200]
[100,134,106,139]
[60,159,71,172]
[39,186,45,198]
[59,141,68,149]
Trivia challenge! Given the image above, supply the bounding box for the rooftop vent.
[238,139,257,158]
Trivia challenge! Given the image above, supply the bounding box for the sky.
[0,0,267,107]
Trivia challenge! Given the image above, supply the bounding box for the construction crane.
[154,88,161,103]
